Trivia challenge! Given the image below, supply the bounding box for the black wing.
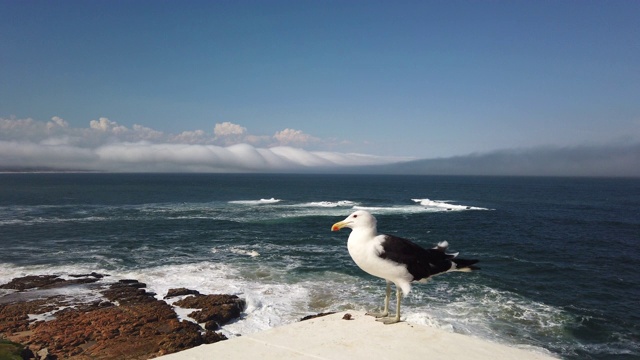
[378,234,471,281]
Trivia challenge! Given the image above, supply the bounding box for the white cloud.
[47,116,69,129]
[0,117,43,140]
[0,140,98,170]
[89,117,128,134]
[214,122,247,137]
[0,140,398,172]
[0,116,402,172]
[273,128,317,147]
[171,130,208,144]
[91,142,397,172]
[131,124,164,141]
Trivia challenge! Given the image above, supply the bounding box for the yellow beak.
[331,220,349,232]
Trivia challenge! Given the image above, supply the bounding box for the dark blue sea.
[1,173,639,359]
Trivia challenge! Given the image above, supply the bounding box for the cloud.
[273,128,317,147]
[2,116,638,176]
[0,117,45,141]
[0,140,399,172]
[47,116,69,129]
[214,122,246,137]
[171,130,208,144]
[89,117,128,134]
[0,116,400,172]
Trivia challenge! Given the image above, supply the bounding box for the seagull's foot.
[376,316,401,325]
[365,311,389,319]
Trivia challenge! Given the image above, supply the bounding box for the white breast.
[347,231,412,294]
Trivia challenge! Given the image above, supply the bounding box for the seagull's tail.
[433,241,480,271]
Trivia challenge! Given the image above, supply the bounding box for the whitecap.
[230,248,261,257]
[229,198,282,205]
[412,198,490,211]
[297,200,357,208]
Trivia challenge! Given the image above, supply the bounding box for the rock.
[0,275,64,291]
[21,345,35,360]
[36,347,52,360]
[174,294,245,326]
[173,294,244,309]
[68,272,106,279]
[300,312,336,321]
[204,320,220,331]
[0,274,235,360]
[0,274,102,292]
[164,288,201,299]
[188,303,242,325]
[117,279,146,288]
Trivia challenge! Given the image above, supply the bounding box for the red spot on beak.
[332,224,341,232]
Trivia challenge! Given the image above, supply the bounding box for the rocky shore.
[0,274,245,359]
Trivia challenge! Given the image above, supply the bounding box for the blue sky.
[1,0,639,173]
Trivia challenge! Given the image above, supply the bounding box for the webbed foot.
[376,316,401,324]
[365,311,389,318]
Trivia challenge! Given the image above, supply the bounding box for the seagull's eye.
[353,215,358,218]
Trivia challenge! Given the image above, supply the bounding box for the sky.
[1,0,639,174]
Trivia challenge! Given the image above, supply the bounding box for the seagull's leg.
[378,287,402,324]
[366,281,390,318]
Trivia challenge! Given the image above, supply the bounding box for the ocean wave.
[0,216,109,226]
[228,198,282,205]
[0,260,571,357]
[412,198,490,211]
[351,205,434,214]
[295,200,357,208]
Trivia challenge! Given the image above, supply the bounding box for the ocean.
[0,173,638,359]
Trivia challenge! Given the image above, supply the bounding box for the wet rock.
[0,274,102,292]
[68,272,106,279]
[0,275,64,291]
[164,287,201,299]
[300,312,336,321]
[174,294,245,326]
[204,320,220,331]
[0,274,235,360]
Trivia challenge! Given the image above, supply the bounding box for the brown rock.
[164,287,201,299]
[174,294,245,326]
[0,275,64,291]
[300,312,336,321]
[204,320,220,331]
[0,275,234,360]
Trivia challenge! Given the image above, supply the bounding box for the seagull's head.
[331,210,377,232]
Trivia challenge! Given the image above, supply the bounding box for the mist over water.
[1,174,638,359]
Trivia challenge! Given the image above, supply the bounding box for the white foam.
[229,198,282,205]
[297,200,357,208]
[28,306,66,322]
[1,260,570,354]
[230,248,261,257]
[115,262,312,337]
[412,198,490,211]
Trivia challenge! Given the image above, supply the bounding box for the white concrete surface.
[158,311,558,360]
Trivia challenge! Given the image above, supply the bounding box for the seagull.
[331,210,479,324]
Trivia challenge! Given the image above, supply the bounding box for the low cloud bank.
[0,115,404,172]
[0,140,399,172]
[369,144,640,177]
[2,116,638,176]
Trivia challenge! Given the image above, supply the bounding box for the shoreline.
[158,311,559,360]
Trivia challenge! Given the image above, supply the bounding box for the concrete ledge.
[158,311,558,360]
